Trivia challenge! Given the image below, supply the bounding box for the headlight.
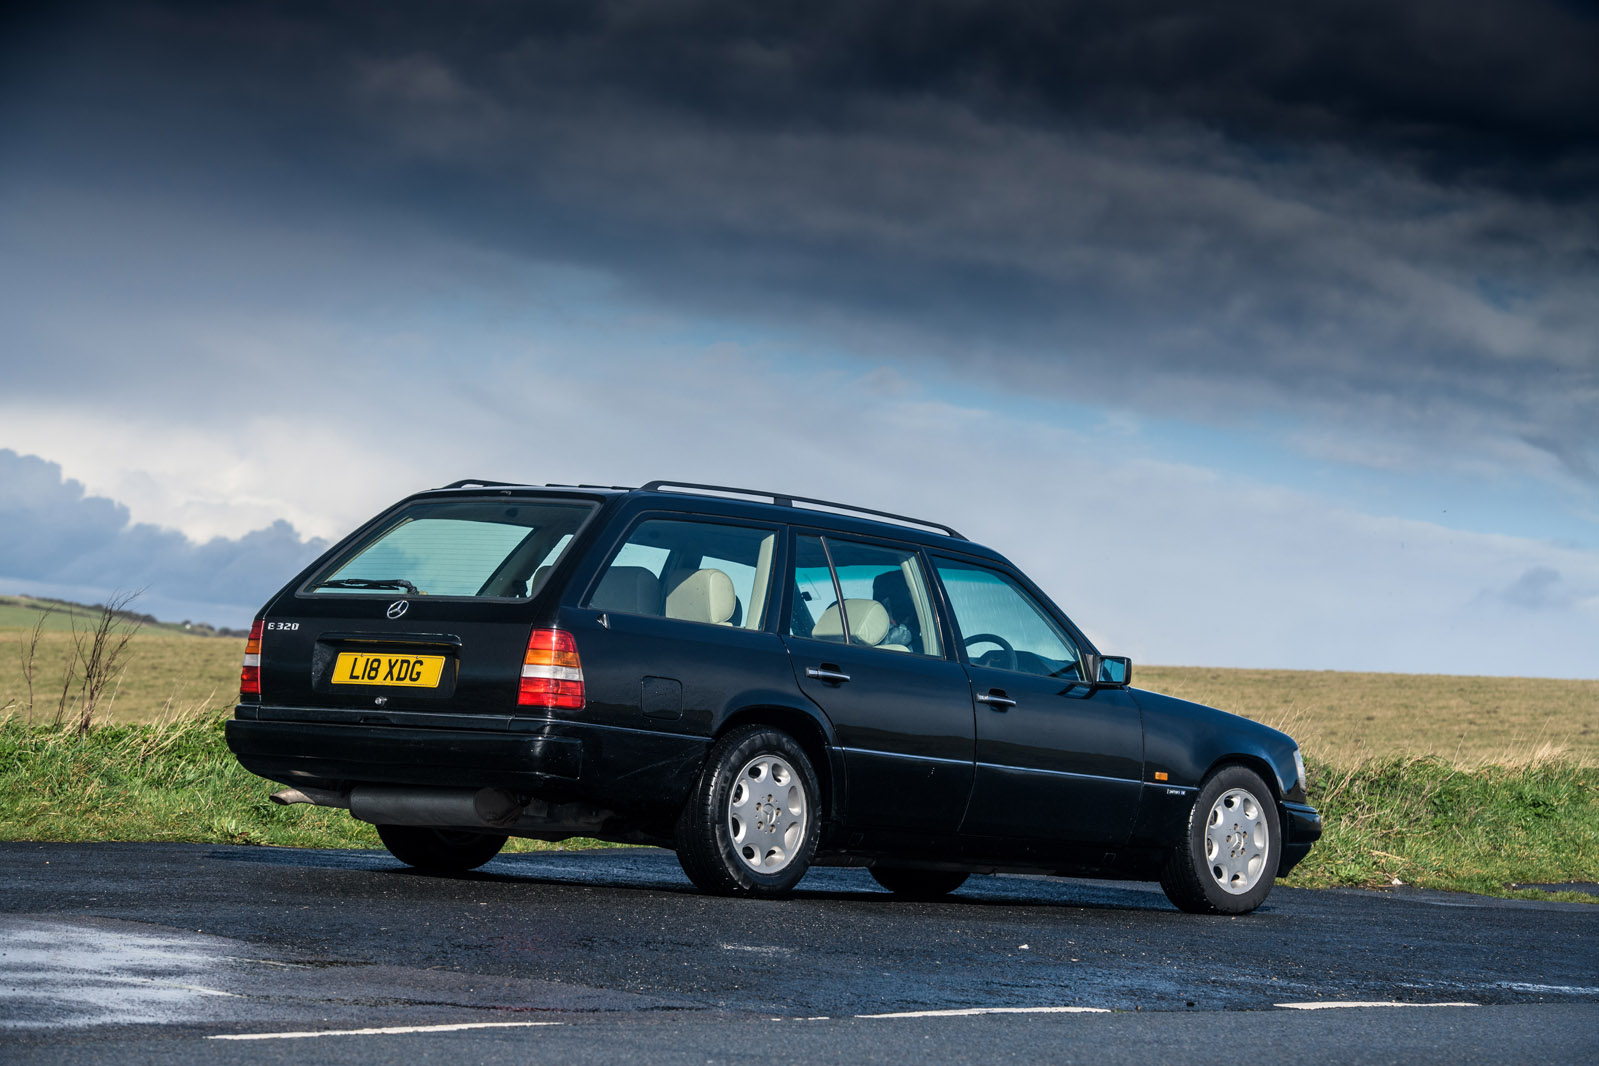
[1293,748,1308,793]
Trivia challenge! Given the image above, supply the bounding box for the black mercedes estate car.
[227,480,1321,914]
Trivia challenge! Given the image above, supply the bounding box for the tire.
[675,725,821,898]
[1160,765,1281,915]
[869,866,969,900]
[376,824,508,872]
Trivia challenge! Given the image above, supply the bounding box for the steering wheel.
[963,632,1017,671]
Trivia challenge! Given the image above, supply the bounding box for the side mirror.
[1096,655,1132,686]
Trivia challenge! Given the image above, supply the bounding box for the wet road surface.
[2,842,1595,1064]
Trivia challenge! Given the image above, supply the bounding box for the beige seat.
[665,568,737,625]
[812,598,908,651]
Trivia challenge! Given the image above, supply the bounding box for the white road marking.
[719,944,791,954]
[1276,1001,1478,1010]
[209,1021,562,1041]
[857,1006,1111,1019]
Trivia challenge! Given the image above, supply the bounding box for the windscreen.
[306,499,595,599]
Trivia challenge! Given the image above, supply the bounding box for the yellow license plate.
[332,652,447,688]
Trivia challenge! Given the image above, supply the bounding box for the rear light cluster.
[240,620,263,697]
[518,628,584,709]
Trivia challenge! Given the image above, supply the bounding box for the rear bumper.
[225,709,709,811]
[1278,800,1323,877]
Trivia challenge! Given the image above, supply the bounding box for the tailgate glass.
[305,499,594,600]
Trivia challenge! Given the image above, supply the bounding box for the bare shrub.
[53,590,144,735]
[19,608,49,725]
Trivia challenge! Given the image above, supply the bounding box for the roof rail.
[441,480,637,492]
[545,483,639,491]
[639,480,965,540]
[440,478,520,490]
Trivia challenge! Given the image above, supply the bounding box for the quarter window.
[586,519,777,629]
[933,557,1082,679]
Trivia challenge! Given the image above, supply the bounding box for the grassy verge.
[1283,753,1598,902]
[2,711,1593,899]
[0,709,597,855]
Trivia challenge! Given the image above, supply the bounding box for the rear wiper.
[313,578,421,594]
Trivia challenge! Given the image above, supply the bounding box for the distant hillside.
[0,594,247,639]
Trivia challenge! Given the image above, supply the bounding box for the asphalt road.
[2,842,1595,1064]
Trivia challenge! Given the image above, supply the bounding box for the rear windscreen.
[305,499,596,599]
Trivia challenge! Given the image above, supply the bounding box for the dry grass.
[0,629,242,725]
[1136,665,1599,768]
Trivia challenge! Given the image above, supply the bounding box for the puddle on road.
[0,914,683,1031]
[0,917,248,1030]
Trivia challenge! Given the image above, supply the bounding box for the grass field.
[1136,665,1599,768]
[2,619,1596,900]
[5,626,1594,767]
[0,629,242,726]
[0,594,239,637]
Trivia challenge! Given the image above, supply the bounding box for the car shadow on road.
[208,845,1183,913]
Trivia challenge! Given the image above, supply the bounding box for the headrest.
[812,598,891,646]
[665,568,737,625]
[592,566,661,615]
[872,569,911,611]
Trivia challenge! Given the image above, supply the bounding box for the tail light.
[240,620,264,697]
[518,628,584,709]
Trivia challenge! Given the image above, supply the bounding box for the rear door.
[781,532,976,834]
[932,554,1145,847]
[564,511,793,749]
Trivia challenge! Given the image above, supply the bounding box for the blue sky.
[1,1,1595,677]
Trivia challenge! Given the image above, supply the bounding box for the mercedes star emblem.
[386,600,409,620]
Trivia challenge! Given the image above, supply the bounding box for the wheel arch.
[716,704,841,824]
[1202,753,1285,803]
[1200,754,1297,877]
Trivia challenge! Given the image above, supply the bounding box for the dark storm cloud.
[0,450,326,612]
[6,1,1598,478]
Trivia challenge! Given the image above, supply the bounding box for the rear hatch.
[249,494,600,726]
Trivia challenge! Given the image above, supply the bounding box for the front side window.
[307,499,594,599]
[786,535,942,656]
[933,556,1081,679]
[585,518,776,629]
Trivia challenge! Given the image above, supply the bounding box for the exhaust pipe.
[269,785,610,835]
[348,786,524,829]
[270,787,350,809]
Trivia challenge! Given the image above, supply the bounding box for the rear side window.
[585,518,777,629]
[306,500,595,599]
[787,535,943,656]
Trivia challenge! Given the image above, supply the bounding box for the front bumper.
[1278,800,1323,878]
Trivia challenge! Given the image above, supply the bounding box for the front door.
[781,533,975,834]
[932,555,1144,847]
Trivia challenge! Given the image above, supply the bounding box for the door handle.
[976,691,1017,710]
[805,666,852,684]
